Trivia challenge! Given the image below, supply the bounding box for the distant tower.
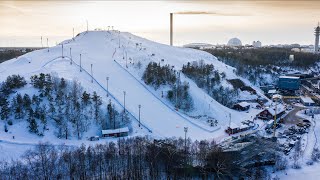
[315,22,320,53]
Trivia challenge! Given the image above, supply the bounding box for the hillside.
[0,30,267,149]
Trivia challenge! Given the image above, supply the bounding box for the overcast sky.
[0,0,320,47]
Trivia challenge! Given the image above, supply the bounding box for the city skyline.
[1,0,320,47]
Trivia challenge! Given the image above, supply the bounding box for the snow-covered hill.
[0,30,265,142]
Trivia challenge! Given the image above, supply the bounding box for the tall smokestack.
[170,13,173,46]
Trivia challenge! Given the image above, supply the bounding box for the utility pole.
[70,48,72,64]
[73,28,75,39]
[80,54,82,72]
[91,64,93,83]
[138,104,141,127]
[106,77,109,97]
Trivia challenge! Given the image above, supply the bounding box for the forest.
[0,135,286,180]
[204,47,320,67]
[143,62,193,111]
[0,49,35,63]
[204,47,320,85]
[182,60,239,108]
[0,73,128,139]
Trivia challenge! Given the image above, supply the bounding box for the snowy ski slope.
[0,30,263,139]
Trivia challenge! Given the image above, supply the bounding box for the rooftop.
[279,76,300,79]
[102,127,129,135]
[300,96,315,104]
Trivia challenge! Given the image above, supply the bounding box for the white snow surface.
[0,30,264,144]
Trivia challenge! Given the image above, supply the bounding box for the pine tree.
[92,91,102,122]
[44,74,53,97]
[23,94,32,110]
[81,91,91,106]
[107,101,114,129]
[12,95,23,119]
[59,77,67,89]
[27,109,38,134]
[0,98,10,120]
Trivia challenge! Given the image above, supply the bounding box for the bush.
[7,120,13,126]
[4,124,8,132]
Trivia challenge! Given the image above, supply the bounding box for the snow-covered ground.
[0,30,267,160]
[273,110,320,179]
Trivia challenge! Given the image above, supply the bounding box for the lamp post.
[106,77,109,97]
[125,51,128,68]
[184,127,188,147]
[70,48,72,64]
[113,104,116,129]
[138,104,141,127]
[91,64,93,83]
[47,38,49,52]
[122,91,126,122]
[41,36,43,48]
[80,54,82,72]
[86,20,88,32]
[123,91,126,112]
[62,44,64,58]
[118,31,121,48]
[184,127,188,162]
[175,83,178,108]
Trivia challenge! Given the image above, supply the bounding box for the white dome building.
[227,38,242,47]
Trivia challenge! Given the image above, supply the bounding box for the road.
[283,106,306,124]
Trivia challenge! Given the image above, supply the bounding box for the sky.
[0,0,320,47]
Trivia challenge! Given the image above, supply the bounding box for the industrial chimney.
[170,13,173,46]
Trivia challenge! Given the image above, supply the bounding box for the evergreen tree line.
[0,136,286,180]
[143,62,193,112]
[0,73,129,139]
[182,61,238,108]
[0,49,33,64]
[167,80,193,111]
[142,62,177,89]
[205,47,320,68]
[204,47,320,86]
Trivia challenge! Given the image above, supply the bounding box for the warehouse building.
[300,96,315,106]
[278,76,300,90]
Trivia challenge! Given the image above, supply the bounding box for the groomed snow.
[0,30,266,150]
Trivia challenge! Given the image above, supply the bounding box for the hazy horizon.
[1,0,320,47]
